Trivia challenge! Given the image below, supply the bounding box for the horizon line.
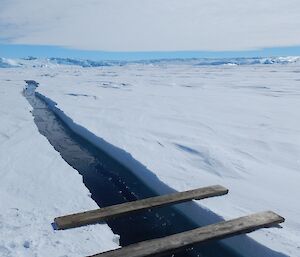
[1,44,300,61]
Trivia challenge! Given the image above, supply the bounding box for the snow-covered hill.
[0,58,21,68]
[1,56,300,68]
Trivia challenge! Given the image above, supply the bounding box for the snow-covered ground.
[0,69,118,257]
[1,58,300,256]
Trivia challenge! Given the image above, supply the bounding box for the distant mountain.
[193,56,300,66]
[1,56,300,68]
[48,58,126,67]
[0,58,21,68]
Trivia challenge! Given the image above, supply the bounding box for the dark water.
[24,81,240,257]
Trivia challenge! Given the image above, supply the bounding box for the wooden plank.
[54,185,228,230]
[89,211,284,257]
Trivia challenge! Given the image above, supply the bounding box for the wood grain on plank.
[89,211,284,257]
[55,185,228,230]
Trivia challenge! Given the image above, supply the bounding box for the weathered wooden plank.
[89,211,284,257]
[54,185,228,230]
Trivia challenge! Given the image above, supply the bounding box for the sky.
[1,44,300,61]
[1,0,300,60]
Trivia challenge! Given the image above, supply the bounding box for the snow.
[3,56,300,68]
[0,69,118,257]
[32,61,300,256]
[1,59,300,256]
[0,58,20,68]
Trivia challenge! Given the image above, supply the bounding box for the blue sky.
[1,44,300,61]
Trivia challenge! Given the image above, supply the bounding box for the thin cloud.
[0,0,300,51]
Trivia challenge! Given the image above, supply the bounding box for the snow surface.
[0,69,118,256]
[31,61,300,256]
[1,58,300,256]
